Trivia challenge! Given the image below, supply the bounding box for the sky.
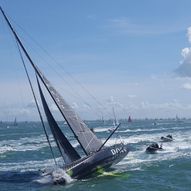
[1,0,191,121]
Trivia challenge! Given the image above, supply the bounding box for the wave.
[35,167,75,185]
[0,135,54,154]
[114,132,191,171]
[117,125,191,133]
[1,120,191,179]
[0,157,64,172]
[93,127,111,133]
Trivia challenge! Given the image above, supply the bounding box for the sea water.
[0,119,190,191]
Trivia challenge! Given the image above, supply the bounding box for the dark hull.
[146,147,158,154]
[160,137,173,142]
[64,143,129,179]
[146,147,162,154]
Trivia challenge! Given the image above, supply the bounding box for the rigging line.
[0,8,87,155]
[10,18,113,119]
[15,40,58,166]
[7,25,104,120]
[36,75,68,163]
[1,8,103,156]
[97,123,121,152]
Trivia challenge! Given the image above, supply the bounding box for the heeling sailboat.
[0,7,129,179]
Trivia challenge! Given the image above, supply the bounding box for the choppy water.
[0,119,191,191]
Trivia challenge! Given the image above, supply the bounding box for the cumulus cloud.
[176,27,191,77]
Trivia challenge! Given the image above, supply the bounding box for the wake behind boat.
[0,7,129,181]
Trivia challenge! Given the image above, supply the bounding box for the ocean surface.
[0,119,191,191]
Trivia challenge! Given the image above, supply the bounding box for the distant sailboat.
[175,115,183,123]
[0,7,129,180]
[128,115,132,123]
[112,107,119,127]
[107,107,118,133]
[13,117,18,126]
[101,114,105,125]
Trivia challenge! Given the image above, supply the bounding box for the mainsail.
[35,65,102,155]
[37,77,81,164]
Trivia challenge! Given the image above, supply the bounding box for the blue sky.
[1,0,191,121]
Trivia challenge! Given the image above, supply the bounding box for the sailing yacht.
[112,107,119,127]
[13,117,18,126]
[128,116,132,123]
[0,7,129,179]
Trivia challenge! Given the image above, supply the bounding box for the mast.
[16,41,57,165]
[97,123,121,151]
[0,7,102,155]
[112,106,118,127]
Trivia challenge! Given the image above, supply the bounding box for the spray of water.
[35,167,75,185]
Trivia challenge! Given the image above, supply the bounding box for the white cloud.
[0,105,36,121]
[183,83,191,90]
[72,102,79,109]
[2,72,191,120]
[176,26,191,77]
[127,94,137,98]
[181,47,191,61]
[26,100,36,109]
